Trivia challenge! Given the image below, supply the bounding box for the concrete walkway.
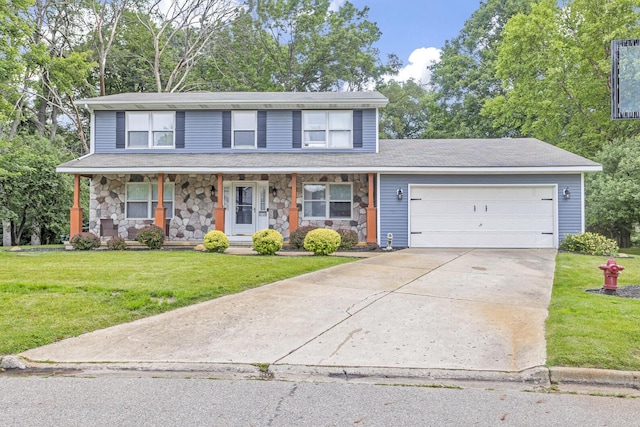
[21,248,556,382]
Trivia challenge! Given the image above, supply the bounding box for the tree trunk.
[2,220,11,246]
[617,228,631,249]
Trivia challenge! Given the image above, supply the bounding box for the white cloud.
[394,47,442,85]
[329,0,346,12]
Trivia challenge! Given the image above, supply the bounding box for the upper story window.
[302,183,352,219]
[127,112,175,149]
[233,111,257,149]
[125,182,174,219]
[303,111,352,149]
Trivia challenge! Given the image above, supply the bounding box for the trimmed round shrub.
[203,230,229,253]
[304,228,341,255]
[560,232,619,256]
[107,236,127,251]
[252,229,283,255]
[136,225,165,249]
[337,228,359,250]
[289,225,318,249]
[69,232,101,250]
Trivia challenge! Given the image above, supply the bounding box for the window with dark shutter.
[116,112,125,149]
[353,110,363,148]
[292,110,302,148]
[257,111,267,148]
[222,111,232,148]
[175,111,185,149]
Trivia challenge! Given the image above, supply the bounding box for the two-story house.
[57,91,601,248]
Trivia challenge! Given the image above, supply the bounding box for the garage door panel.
[409,186,556,248]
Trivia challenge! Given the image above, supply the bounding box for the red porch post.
[215,173,225,232]
[154,173,167,233]
[288,173,299,235]
[70,174,83,237]
[366,172,377,244]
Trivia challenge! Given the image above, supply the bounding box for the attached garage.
[408,185,556,248]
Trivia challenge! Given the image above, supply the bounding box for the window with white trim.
[126,112,175,148]
[233,111,257,148]
[303,183,352,219]
[303,111,352,149]
[126,182,174,219]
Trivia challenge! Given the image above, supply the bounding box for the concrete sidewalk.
[20,248,557,386]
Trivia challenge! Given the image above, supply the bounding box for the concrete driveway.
[21,249,556,375]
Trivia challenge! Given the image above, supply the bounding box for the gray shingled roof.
[57,138,601,173]
[76,91,389,111]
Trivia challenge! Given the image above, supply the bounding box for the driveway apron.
[21,249,556,373]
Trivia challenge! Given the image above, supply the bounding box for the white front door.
[232,183,256,235]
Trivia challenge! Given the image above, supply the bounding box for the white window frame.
[232,111,257,149]
[126,112,175,149]
[302,182,353,219]
[125,182,175,219]
[302,110,352,149]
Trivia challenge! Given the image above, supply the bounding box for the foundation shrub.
[252,229,283,255]
[107,236,127,251]
[203,230,229,253]
[337,229,359,250]
[69,232,101,250]
[304,228,341,255]
[289,225,318,249]
[136,225,165,249]
[560,232,619,256]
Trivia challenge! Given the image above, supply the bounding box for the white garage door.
[409,185,556,248]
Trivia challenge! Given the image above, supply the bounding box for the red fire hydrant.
[599,257,624,294]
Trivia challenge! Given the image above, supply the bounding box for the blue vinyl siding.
[379,174,583,247]
[94,108,378,153]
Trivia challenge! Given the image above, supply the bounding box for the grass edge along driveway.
[0,251,353,355]
[546,252,640,371]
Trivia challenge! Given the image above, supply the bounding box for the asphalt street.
[1,376,638,426]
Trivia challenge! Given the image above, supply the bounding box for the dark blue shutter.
[222,111,231,148]
[257,111,267,148]
[116,112,125,149]
[175,111,185,148]
[292,111,302,149]
[353,110,363,149]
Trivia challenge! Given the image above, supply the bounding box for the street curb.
[549,366,640,390]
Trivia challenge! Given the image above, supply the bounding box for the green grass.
[0,251,352,355]
[620,247,640,256]
[547,252,640,370]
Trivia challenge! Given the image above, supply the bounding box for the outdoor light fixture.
[563,187,571,199]
[396,188,403,200]
[271,187,278,198]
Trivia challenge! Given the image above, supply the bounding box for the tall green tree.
[428,0,533,138]
[203,0,392,91]
[586,138,640,247]
[484,0,640,157]
[377,80,434,139]
[0,136,74,245]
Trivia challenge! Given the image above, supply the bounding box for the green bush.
[560,232,619,256]
[203,230,229,253]
[136,225,165,249]
[304,228,341,255]
[107,236,127,251]
[69,232,101,250]
[289,225,318,249]
[252,229,283,255]
[337,228,359,250]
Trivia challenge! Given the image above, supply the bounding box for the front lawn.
[0,251,352,355]
[547,252,640,370]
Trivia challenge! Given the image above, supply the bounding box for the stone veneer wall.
[90,173,370,242]
[90,174,220,241]
[270,173,370,242]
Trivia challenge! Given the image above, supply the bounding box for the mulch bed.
[585,285,640,299]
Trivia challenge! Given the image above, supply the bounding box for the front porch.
[70,172,378,244]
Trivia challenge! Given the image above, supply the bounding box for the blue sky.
[332,1,483,83]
